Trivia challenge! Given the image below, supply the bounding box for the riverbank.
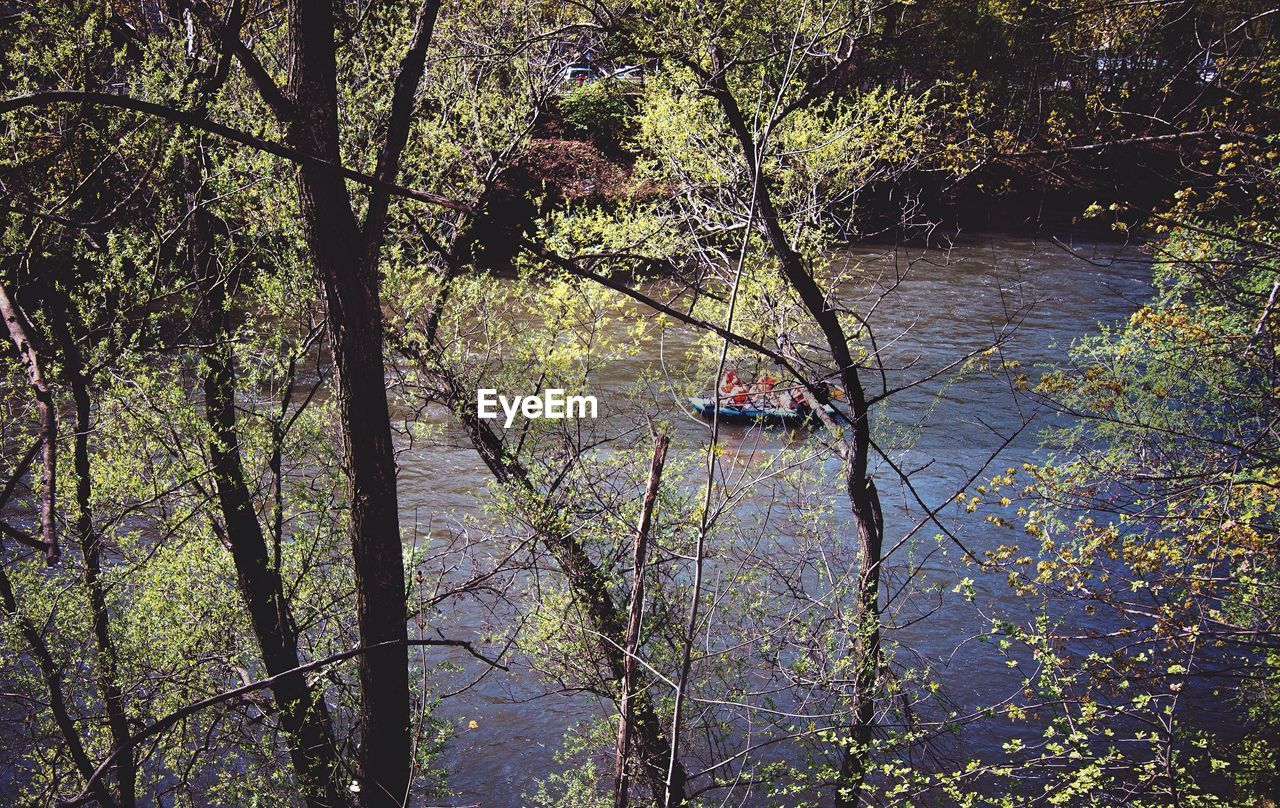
[469,115,1200,266]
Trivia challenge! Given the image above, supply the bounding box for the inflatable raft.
[688,396,837,427]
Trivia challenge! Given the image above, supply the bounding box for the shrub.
[558,79,634,153]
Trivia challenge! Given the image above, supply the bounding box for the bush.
[557,79,634,153]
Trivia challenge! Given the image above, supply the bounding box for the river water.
[396,233,1154,805]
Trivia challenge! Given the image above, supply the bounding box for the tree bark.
[0,280,58,564]
[189,162,349,808]
[286,4,410,803]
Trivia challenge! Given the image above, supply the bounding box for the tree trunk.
[708,76,886,807]
[286,4,410,803]
[836,475,883,807]
[190,163,349,808]
[48,310,137,808]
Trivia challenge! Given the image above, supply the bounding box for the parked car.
[601,64,644,83]
[560,64,598,85]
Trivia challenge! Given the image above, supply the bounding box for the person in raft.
[720,370,787,410]
[752,373,779,409]
[777,380,812,415]
[719,369,751,408]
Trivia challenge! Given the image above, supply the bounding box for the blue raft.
[688,396,837,427]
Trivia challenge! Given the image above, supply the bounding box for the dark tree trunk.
[707,75,886,808]
[189,160,349,808]
[47,310,137,808]
[836,475,883,807]
[286,4,410,804]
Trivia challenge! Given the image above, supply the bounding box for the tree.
[2,0,1276,804]
[969,206,1280,803]
[952,8,1280,798]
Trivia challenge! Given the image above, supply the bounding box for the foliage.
[558,79,637,154]
[962,175,1280,799]
[1,0,1278,805]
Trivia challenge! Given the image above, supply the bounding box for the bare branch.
[0,280,57,564]
[0,92,472,213]
[363,0,443,246]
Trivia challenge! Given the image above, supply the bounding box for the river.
[394,233,1154,805]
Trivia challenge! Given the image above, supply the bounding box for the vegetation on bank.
[0,0,1276,806]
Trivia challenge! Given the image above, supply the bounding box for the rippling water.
[399,233,1153,804]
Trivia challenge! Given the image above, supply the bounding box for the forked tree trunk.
[286,4,410,803]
